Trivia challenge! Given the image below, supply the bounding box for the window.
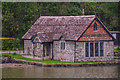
[95,43,99,57]
[85,43,89,57]
[90,43,94,57]
[61,42,65,50]
[93,22,97,31]
[85,42,104,57]
[100,42,104,56]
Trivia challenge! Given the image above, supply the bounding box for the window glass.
[61,42,65,50]
[90,43,94,57]
[94,22,97,31]
[85,43,89,57]
[100,42,104,56]
[95,43,99,56]
[46,44,50,56]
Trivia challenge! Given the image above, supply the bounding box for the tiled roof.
[22,15,95,42]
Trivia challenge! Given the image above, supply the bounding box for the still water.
[2,65,120,78]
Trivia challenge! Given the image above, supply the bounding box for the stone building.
[22,15,114,62]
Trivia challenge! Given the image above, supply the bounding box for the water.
[2,65,120,78]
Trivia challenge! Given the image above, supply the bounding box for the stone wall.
[24,40,114,62]
[33,43,43,60]
[2,56,119,67]
[24,40,44,60]
[75,41,114,62]
[53,38,75,62]
[24,40,33,55]
[75,42,85,62]
[104,41,114,60]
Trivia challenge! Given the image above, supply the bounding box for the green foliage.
[2,2,119,40]
[114,48,120,52]
[2,38,20,50]
[13,52,17,55]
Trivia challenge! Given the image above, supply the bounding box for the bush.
[1,38,20,50]
[114,48,120,52]
[13,52,17,55]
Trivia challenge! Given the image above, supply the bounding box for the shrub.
[1,38,20,50]
[114,48,120,52]
[13,52,17,55]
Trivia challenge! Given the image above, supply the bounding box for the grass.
[1,53,120,64]
[114,48,120,52]
[1,53,73,64]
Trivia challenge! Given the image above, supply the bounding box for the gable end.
[78,17,115,41]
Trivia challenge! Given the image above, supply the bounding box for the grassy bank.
[1,53,120,64]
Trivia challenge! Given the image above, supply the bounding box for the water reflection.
[2,65,120,78]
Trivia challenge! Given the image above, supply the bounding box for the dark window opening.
[46,45,50,56]
[61,42,65,50]
[85,43,89,57]
[95,43,99,56]
[90,43,94,57]
[94,22,97,31]
[100,42,104,56]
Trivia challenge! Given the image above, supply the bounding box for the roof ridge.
[40,15,95,18]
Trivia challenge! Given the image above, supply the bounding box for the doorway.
[43,43,51,59]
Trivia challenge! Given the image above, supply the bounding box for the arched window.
[93,22,97,31]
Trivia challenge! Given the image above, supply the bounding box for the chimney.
[82,9,85,16]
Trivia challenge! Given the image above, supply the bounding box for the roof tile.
[22,15,95,42]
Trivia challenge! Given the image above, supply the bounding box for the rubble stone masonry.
[53,38,75,62]
[75,41,114,62]
[24,40,114,62]
[24,40,33,55]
